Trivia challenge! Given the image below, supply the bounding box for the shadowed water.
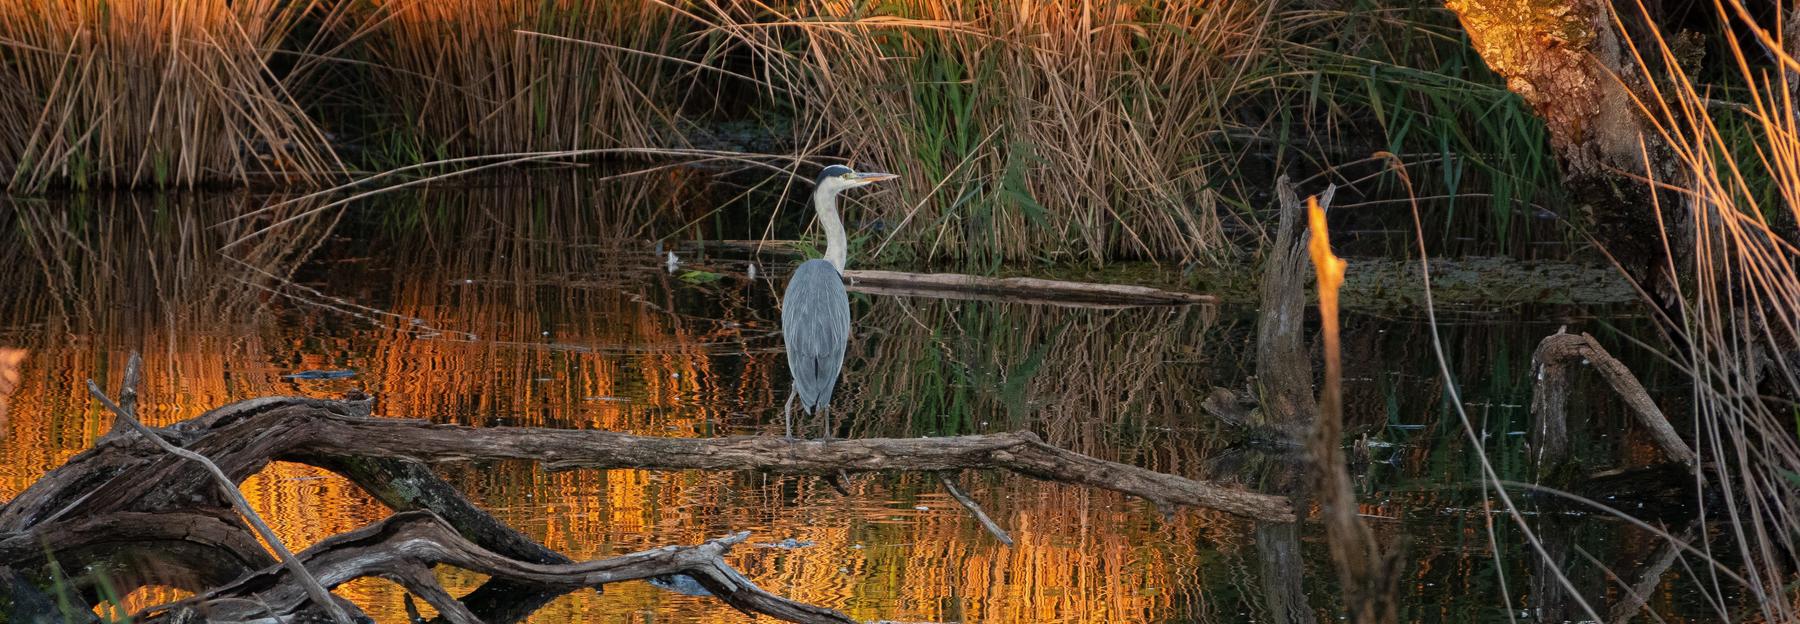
[0,175,1724,622]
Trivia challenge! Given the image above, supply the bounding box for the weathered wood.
[86,375,351,624]
[1,385,1294,623]
[308,454,576,624]
[1201,178,1335,442]
[0,510,273,593]
[1256,178,1329,435]
[1529,331,1696,472]
[842,269,1214,306]
[323,419,1291,522]
[141,511,856,624]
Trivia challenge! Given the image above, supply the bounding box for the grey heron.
[781,164,895,438]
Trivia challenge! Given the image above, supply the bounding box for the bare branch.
[141,511,857,624]
[1530,331,1697,470]
[85,376,352,624]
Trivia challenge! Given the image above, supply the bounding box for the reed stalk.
[1613,1,1800,617]
[346,0,692,159]
[0,0,341,192]
[704,0,1271,265]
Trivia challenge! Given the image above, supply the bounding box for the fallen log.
[2,387,1291,623]
[0,397,1290,526]
[842,269,1214,307]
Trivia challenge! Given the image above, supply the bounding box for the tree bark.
[1444,0,1679,305]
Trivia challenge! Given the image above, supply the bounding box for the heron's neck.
[813,186,848,271]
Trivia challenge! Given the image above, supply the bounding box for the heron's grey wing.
[781,260,852,413]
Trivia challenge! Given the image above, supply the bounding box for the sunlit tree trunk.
[1444,0,1679,305]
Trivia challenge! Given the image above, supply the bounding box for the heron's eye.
[840,173,853,180]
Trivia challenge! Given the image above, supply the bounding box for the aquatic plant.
[0,0,341,192]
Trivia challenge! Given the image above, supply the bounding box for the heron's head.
[816,164,897,195]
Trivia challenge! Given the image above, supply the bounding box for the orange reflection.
[0,348,23,435]
[0,181,1331,624]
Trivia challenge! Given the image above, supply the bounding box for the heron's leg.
[821,402,832,441]
[783,389,797,439]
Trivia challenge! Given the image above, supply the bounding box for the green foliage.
[679,269,726,284]
[1264,0,1565,254]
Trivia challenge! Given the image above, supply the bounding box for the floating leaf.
[679,270,725,284]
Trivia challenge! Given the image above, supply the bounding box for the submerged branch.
[140,511,855,624]
[1530,331,1697,471]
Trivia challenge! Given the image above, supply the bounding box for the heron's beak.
[848,171,898,186]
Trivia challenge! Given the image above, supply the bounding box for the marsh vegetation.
[2,0,1799,623]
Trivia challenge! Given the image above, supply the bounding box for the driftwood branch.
[1530,331,1697,471]
[140,511,856,624]
[842,269,1214,307]
[307,452,579,623]
[2,387,1291,623]
[85,368,354,624]
[323,417,1290,522]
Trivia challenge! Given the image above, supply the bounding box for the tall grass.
[707,0,1272,266]
[0,0,341,192]
[343,0,692,160]
[1609,1,1800,617]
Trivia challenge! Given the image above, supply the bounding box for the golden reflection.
[0,176,1681,622]
[0,348,22,434]
[0,178,1256,623]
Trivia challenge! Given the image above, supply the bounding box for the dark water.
[0,176,1721,622]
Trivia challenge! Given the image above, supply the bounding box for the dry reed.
[1613,1,1800,618]
[346,0,692,157]
[0,0,341,192]
[705,0,1272,265]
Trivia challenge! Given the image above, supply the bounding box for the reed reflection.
[838,296,1231,465]
[0,176,1711,623]
[0,193,335,498]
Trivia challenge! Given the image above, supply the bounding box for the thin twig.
[938,472,1013,546]
[85,353,350,624]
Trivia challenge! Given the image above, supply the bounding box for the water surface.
[0,177,1716,622]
